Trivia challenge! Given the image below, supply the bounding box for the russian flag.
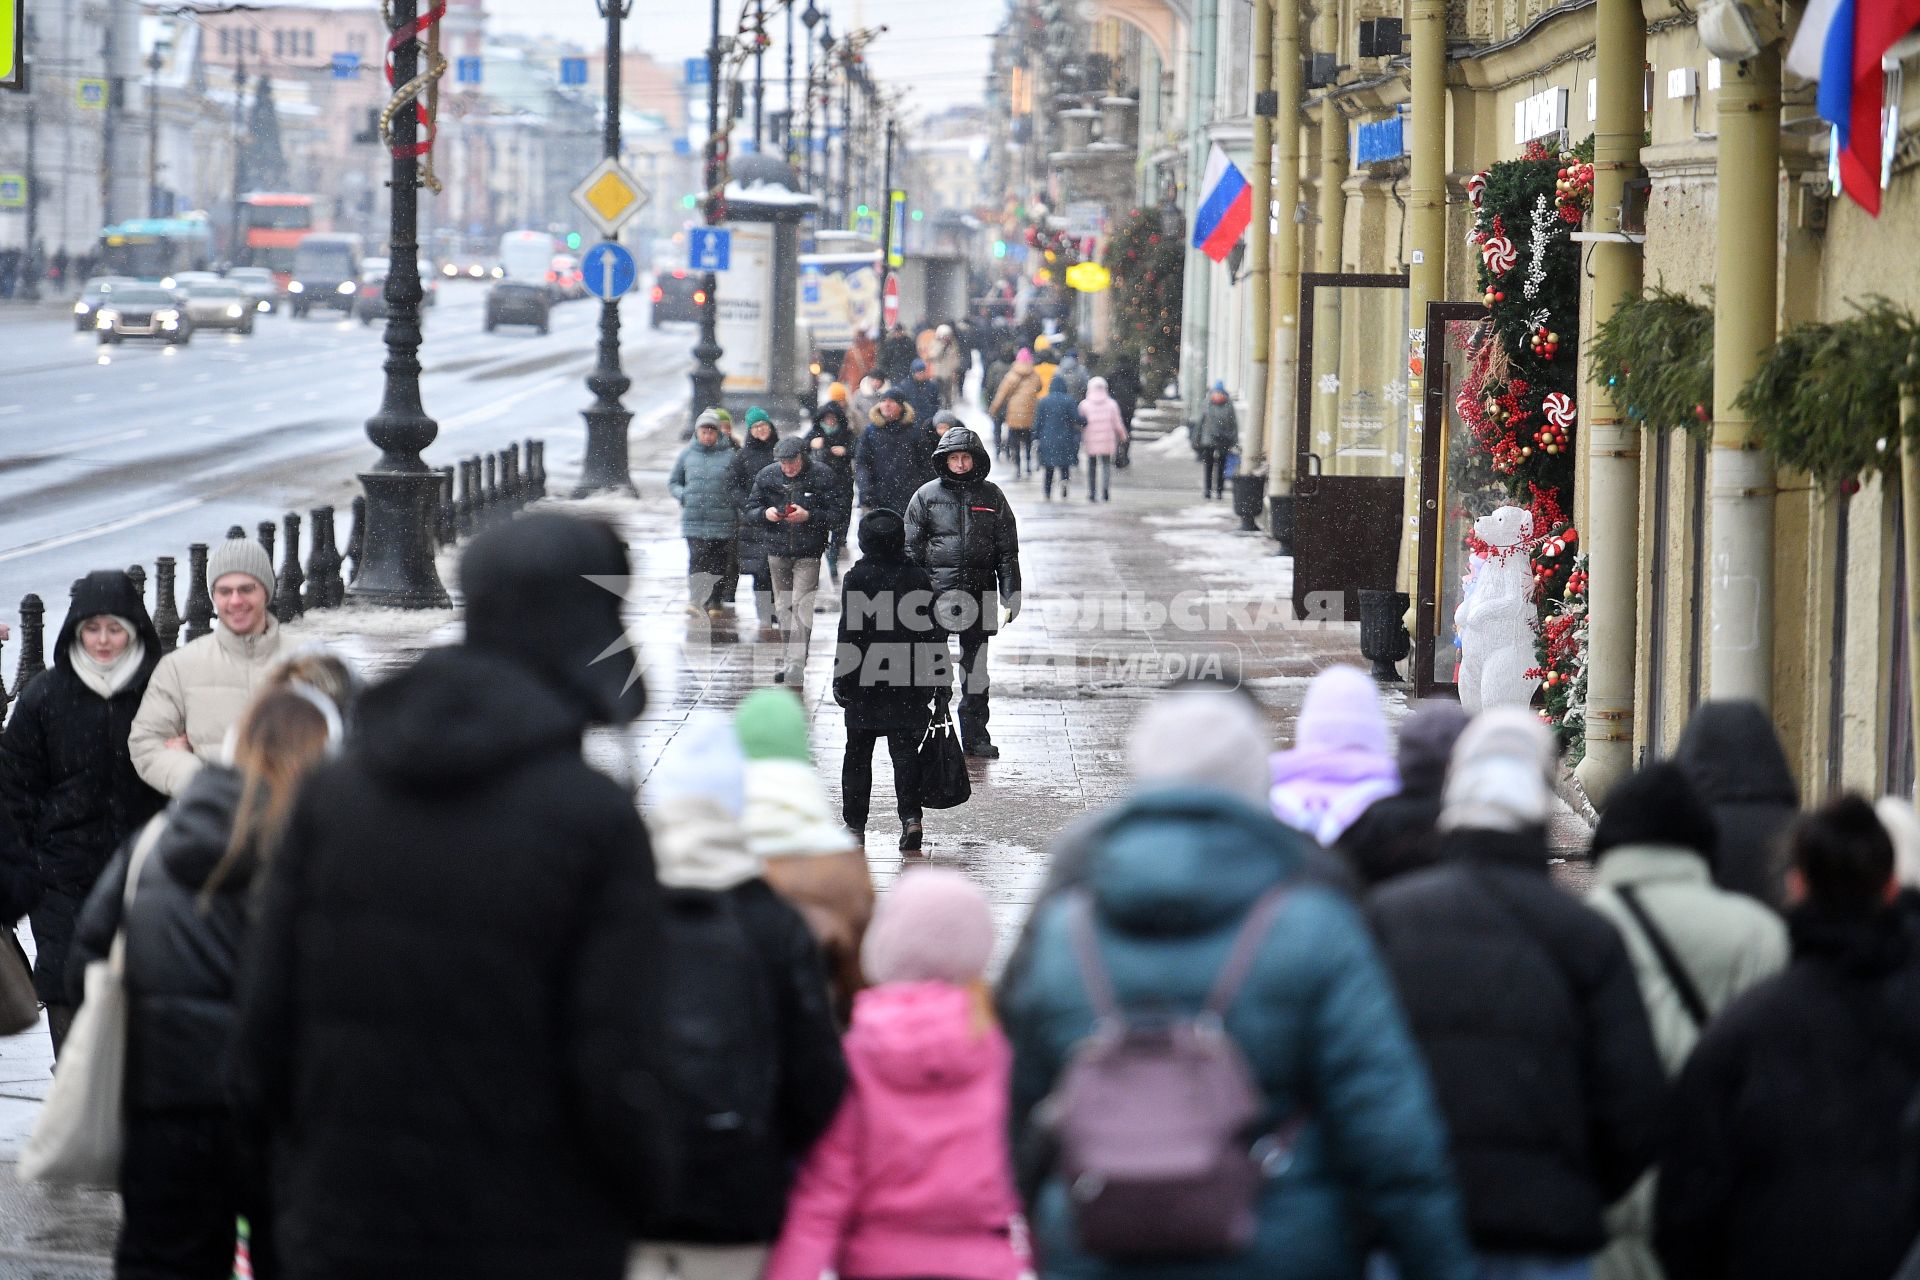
[1788,0,1920,215]
[1191,145,1253,262]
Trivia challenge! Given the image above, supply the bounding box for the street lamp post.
[782,0,794,162]
[752,0,765,148]
[348,0,450,609]
[687,0,727,427]
[22,93,40,302]
[576,0,636,495]
[800,3,819,187]
[147,48,163,217]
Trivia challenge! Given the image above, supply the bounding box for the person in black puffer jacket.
[1339,700,1471,890]
[230,514,672,1280]
[72,684,339,1280]
[1656,795,1920,1280]
[904,425,1021,759]
[834,509,949,854]
[1368,708,1667,1273]
[0,569,164,1055]
[748,438,843,688]
[728,409,782,628]
[855,391,939,516]
[805,400,858,584]
[1673,700,1797,909]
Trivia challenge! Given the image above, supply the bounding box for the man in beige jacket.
[129,537,288,796]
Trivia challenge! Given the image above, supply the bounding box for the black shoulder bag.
[1613,883,1711,1031]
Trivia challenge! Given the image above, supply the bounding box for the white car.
[181,282,255,334]
[96,285,192,345]
[226,267,280,314]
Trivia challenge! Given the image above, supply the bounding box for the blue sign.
[1354,115,1406,166]
[560,56,588,85]
[684,57,710,86]
[581,241,637,300]
[673,137,694,156]
[688,227,731,273]
[331,51,360,80]
[801,266,820,305]
[456,55,482,84]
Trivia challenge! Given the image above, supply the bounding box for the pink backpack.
[1043,887,1304,1261]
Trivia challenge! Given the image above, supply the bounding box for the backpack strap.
[1204,886,1294,1018]
[1066,892,1122,1023]
[1614,883,1712,1031]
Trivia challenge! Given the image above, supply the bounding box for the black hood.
[932,425,992,484]
[812,402,849,433]
[857,508,909,563]
[54,569,162,676]
[1675,700,1799,808]
[1395,700,1471,797]
[353,646,588,789]
[1591,762,1718,860]
[459,512,645,726]
[157,765,250,891]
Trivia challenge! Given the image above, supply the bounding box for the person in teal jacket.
[1031,381,1084,502]
[667,410,740,616]
[1001,784,1475,1280]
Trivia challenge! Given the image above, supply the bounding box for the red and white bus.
[238,192,317,286]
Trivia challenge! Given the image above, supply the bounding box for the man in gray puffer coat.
[668,411,739,617]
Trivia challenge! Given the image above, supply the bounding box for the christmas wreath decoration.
[1104,207,1187,397]
[1453,138,1592,753]
[1589,288,1715,435]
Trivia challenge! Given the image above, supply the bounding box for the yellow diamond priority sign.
[570,157,650,238]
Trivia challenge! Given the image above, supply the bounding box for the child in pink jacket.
[767,869,1027,1280]
[1077,376,1130,503]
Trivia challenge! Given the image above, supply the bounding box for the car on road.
[161,270,222,294]
[485,280,550,334]
[181,281,256,334]
[226,266,280,314]
[72,276,140,331]
[356,273,389,324]
[418,262,439,308]
[650,269,704,326]
[94,285,192,345]
[288,233,366,317]
[550,254,584,301]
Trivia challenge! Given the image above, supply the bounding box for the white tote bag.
[19,816,165,1185]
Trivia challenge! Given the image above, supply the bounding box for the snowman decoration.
[1454,505,1541,713]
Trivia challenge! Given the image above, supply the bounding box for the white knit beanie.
[1439,707,1557,833]
[206,538,276,602]
[1127,688,1272,807]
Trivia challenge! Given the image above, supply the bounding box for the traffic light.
[682,193,698,209]
[992,239,1007,259]
[565,231,582,250]
[856,203,870,217]
[910,209,923,221]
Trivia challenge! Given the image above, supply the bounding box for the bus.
[98,216,214,281]
[238,192,316,285]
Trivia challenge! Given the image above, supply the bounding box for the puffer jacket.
[1078,380,1128,458]
[730,431,782,574]
[1673,702,1797,908]
[855,405,938,515]
[1,570,165,999]
[1195,397,1239,451]
[129,615,291,797]
[903,428,1021,630]
[746,459,840,561]
[903,376,942,427]
[804,406,858,526]
[834,510,946,734]
[989,364,1041,429]
[1031,389,1084,470]
[69,766,255,1111]
[1002,786,1476,1280]
[668,437,739,540]
[1367,828,1669,1256]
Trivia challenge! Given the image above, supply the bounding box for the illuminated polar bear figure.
[1455,504,1540,714]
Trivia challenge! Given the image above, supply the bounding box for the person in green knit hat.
[733,688,874,1018]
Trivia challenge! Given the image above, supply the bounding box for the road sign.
[569,156,650,238]
[683,57,709,86]
[882,273,899,327]
[581,241,637,300]
[455,55,482,84]
[887,191,906,268]
[560,56,588,85]
[76,78,107,109]
[688,227,731,273]
[1,0,21,91]
[331,51,360,79]
[1065,261,1112,293]
[0,173,22,207]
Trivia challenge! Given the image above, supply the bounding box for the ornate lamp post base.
[347,471,451,608]
[576,299,637,495]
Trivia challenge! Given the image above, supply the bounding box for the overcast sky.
[482,0,1004,118]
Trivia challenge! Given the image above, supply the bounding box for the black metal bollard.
[307,506,346,611]
[345,496,367,585]
[258,520,277,567]
[13,595,46,699]
[456,459,476,540]
[153,557,181,653]
[275,513,306,623]
[226,525,246,541]
[437,468,456,547]
[503,450,521,511]
[184,544,214,643]
[531,440,546,496]
[126,563,146,609]
[483,454,499,519]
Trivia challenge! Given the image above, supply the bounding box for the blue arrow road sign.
[581,241,637,300]
[331,51,360,79]
[456,55,482,84]
[560,56,588,85]
[688,227,731,273]
[684,57,710,85]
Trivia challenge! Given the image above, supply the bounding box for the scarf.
[69,622,145,700]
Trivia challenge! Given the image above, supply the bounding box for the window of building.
[250,29,260,55]
[219,28,231,54]
[304,30,315,57]
[273,30,284,56]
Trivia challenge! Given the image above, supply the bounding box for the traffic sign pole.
[577,0,638,496]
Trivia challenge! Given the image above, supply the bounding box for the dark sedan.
[650,269,704,327]
[485,281,550,334]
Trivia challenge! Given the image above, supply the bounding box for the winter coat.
[129,615,291,797]
[989,364,1041,430]
[834,510,946,734]
[746,460,839,561]
[1002,786,1476,1280]
[856,406,939,515]
[0,802,32,927]
[1366,828,1669,1256]
[839,337,877,388]
[230,646,672,1280]
[767,982,1026,1280]
[903,376,942,427]
[1196,397,1239,452]
[2,571,166,1000]
[1052,356,1089,403]
[1078,381,1129,458]
[1034,358,1058,397]
[1031,389,1084,470]
[69,766,256,1112]
[1337,712,1457,891]
[804,411,858,526]
[1584,844,1788,1280]
[880,332,918,383]
[730,433,782,574]
[1654,907,1920,1280]
[929,333,962,383]
[1673,702,1797,909]
[1104,359,1143,426]
[904,428,1022,632]
[1269,671,1399,847]
[669,438,740,541]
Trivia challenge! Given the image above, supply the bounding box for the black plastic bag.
[1115,435,1132,470]
[916,709,973,809]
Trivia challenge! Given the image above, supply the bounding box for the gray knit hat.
[207,537,276,602]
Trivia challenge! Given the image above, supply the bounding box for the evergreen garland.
[1104,208,1185,394]
[1589,288,1715,435]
